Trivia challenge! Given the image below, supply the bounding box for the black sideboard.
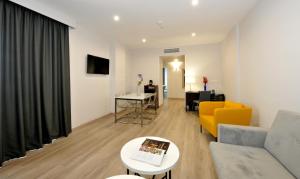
[185,91,225,111]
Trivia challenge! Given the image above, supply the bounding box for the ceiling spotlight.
[113,15,120,21]
[191,0,199,6]
[192,32,196,37]
[142,38,147,43]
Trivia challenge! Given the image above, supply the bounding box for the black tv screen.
[87,55,109,75]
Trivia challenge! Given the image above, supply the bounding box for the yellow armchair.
[199,101,252,138]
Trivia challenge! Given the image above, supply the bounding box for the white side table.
[120,137,180,179]
[106,175,145,179]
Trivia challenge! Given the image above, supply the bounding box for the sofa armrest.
[199,101,224,116]
[218,124,269,148]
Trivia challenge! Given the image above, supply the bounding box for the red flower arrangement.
[203,76,208,91]
[203,76,208,84]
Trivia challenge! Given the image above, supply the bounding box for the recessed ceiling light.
[142,38,147,43]
[113,15,120,21]
[191,0,199,6]
[191,32,197,37]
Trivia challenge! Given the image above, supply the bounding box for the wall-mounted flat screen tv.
[87,54,109,75]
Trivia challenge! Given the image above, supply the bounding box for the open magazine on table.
[131,138,170,166]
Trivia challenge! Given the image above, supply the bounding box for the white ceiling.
[38,0,259,49]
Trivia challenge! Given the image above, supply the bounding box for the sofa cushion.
[224,101,244,109]
[264,110,300,178]
[210,142,295,179]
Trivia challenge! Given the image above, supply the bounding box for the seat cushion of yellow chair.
[201,115,217,137]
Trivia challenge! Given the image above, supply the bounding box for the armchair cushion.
[264,110,300,178]
[210,142,295,179]
[218,124,268,148]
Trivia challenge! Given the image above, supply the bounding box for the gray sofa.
[210,110,300,179]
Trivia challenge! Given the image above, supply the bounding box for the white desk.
[120,137,180,178]
[115,93,155,127]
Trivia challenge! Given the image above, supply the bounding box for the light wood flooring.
[0,99,217,179]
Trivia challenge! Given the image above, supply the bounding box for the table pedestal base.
[127,169,172,179]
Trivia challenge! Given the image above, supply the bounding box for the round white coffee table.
[120,136,180,179]
[106,175,145,179]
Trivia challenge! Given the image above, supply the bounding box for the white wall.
[166,64,185,99]
[221,25,240,101]
[128,44,223,105]
[184,44,223,92]
[113,43,129,96]
[70,28,130,128]
[69,26,113,128]
[221,0,300,127]
[240,0,300,127]
[109,43,130,112]
[167,67,185,99]
[128,48,163,104]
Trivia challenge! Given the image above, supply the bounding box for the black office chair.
[193,91,211,111]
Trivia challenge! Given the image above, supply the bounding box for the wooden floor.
[0,99,217,179]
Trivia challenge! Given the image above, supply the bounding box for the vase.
[137,85,141,96]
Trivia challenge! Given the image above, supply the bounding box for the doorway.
[163,67,168,98]
[160,55,185,100]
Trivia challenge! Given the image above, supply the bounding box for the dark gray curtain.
[0,0,71,165]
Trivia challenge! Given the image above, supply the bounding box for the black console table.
[185,91,225,111]
[185,91,200,111]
